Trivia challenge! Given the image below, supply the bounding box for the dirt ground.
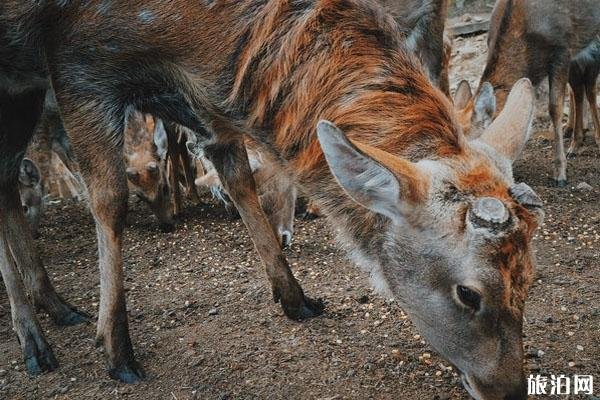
[2,32,600,400]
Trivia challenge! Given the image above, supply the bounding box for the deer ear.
[453,80,473,109]
[153,118,168,161]
[479,78,534,161]
[317,120,426,222]
[19,158,41,187]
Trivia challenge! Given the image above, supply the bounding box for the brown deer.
[124,110,176,232]
[456,0,600,186]
[18,159,44,239]
[195,139,298,247]
[1,2,541,398]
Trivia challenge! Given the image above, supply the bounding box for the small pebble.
[208,308,219,316]
[576,182,593,191]
[537,350,545,357]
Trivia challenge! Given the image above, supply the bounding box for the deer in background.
[195,139,297,247]
[124,111,177,232]
[455,0,600,186]
[18,159,44,239]
[1,2,542,398]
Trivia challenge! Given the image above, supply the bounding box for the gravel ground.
[1,34,599,400]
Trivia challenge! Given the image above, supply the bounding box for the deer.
[124,110,177,232]
[0,2,542,398]
[195,138,298,247]
[455,0,600,186]
[18,159,44,239]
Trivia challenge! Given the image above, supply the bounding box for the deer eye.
[456,285,481,311]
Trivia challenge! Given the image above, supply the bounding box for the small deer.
[1,2,541,398]
[195,140,297,247]
[18,158,44,239]
[456,0,600,186]
[124,110,175,232]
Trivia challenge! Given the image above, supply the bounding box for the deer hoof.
[108,360,145,384]
[555,179,568,188]
[566,145,580,159]
[54,307,91,326]
[159,222,175,233]
[23,335,58,375]
[281,295,325,320]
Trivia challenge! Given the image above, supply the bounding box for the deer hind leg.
[179,146,202,203]
[54,92,144,383]
[204,139,323,320]
[566,79,586,157]
[564,86,576,138]
[548,61,570,186]
[167,155,182,217]
[0,88,61,374]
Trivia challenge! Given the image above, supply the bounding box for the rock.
[544,316,554,323]
[208,308,218,316]
[526,349,542,359]
[537,350,545,357]
[576,182,593,191]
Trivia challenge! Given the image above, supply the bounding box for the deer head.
[124,111,174,232]
[318,79,541,400]
[19,158,44,239]
[196,144,297,248]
